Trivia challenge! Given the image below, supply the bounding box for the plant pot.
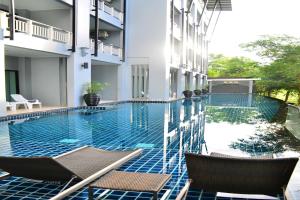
[194,89,202,96]
[202,89,208,94]
[84,93,100,106]
[183,90,193,98]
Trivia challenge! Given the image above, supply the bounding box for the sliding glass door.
[5,70,20,101]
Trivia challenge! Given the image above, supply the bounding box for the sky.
[209,0,300,60]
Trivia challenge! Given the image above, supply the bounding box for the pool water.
[0,94,299,200]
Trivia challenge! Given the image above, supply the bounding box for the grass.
[270,90,299,105]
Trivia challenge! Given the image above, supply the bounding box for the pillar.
[248,80,253,94]
[67,0,91,107]
[177,68,185,98]
[0,41,5,116]
[209,81,212,93]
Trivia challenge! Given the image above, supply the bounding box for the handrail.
[90,39,122,58]
[1,11,72,45]
[91,0,123,22]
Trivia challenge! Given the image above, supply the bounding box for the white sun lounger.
[11,94,42,109]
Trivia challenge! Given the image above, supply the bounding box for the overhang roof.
[207,78,261,81]
[206,0,232,11]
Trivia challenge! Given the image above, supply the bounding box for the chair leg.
[88,187,94,200]
[153,192,158,200]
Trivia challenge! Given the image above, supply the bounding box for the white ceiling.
[5,45,66,58]
[15,0,70,11]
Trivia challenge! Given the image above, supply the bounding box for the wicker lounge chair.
[176,152,298,200]
[0,146,142,200]
[88,170,171,200]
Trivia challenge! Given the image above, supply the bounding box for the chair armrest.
[210,152,274,159]
[175,180,192,200]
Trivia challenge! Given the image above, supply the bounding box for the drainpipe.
[69,0,76,52]
[180,7,184,67]
[122,0,126,62]
[185,11,189,68]
[6,0,15,40]
[171,0,174,64]
[93,0,99,56]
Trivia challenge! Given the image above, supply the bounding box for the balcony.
[0,11,72,54]
[0,11,72,45]
[90,39,123,64]
[91,0,124,28]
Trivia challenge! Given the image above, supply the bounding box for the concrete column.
[177,69,185,98]
[67,53,91,107]
[67,0,91,107]
[249,80,253,94]
[209,81,212,93]
[0,41,6,116]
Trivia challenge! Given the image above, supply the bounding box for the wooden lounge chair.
[176,152,299,200]
[0,146,142,200]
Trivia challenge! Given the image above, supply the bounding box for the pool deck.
[286,161,300,200]
[285,105,300,200]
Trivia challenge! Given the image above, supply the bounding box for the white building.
[0,0,231,116]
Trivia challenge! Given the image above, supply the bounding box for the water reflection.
[1,94,299,158]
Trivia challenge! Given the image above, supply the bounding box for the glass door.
[5,70,20,102]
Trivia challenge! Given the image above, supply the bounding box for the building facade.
[0,0,231,116]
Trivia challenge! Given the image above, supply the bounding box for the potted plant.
[193,88,202,96]
[183,86,193,98]
[83,82,107,106]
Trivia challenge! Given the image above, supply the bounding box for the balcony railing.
[91,0,123,22]
[0,11,72,45]
[90,39,122,59]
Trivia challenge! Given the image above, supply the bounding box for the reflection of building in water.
[130,103,149,131]
[208,93,254,107]
[162,99,207,173]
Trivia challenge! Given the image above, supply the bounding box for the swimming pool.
[0,94,299,199]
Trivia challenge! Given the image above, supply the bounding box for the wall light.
[80,47,89,57]
[82,62,89,69]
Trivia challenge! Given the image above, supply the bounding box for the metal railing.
[90,39,122,58]
[91,0,123,22]
[0,11,72,45]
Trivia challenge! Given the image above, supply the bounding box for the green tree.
[241,35,300,102]
[208,54,260,78]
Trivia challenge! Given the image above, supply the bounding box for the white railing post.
[111,7,114,18]
[27,20,32,36]
[100,41,103,53]
[110,45,113,55]
[100,1,104,10]
[48,26,53,41]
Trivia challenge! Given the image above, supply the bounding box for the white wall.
[92,65,118,101]
[31,58,61,106]
[127,0,169,100]
[67,0,91,107]
[30,9,72,31]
